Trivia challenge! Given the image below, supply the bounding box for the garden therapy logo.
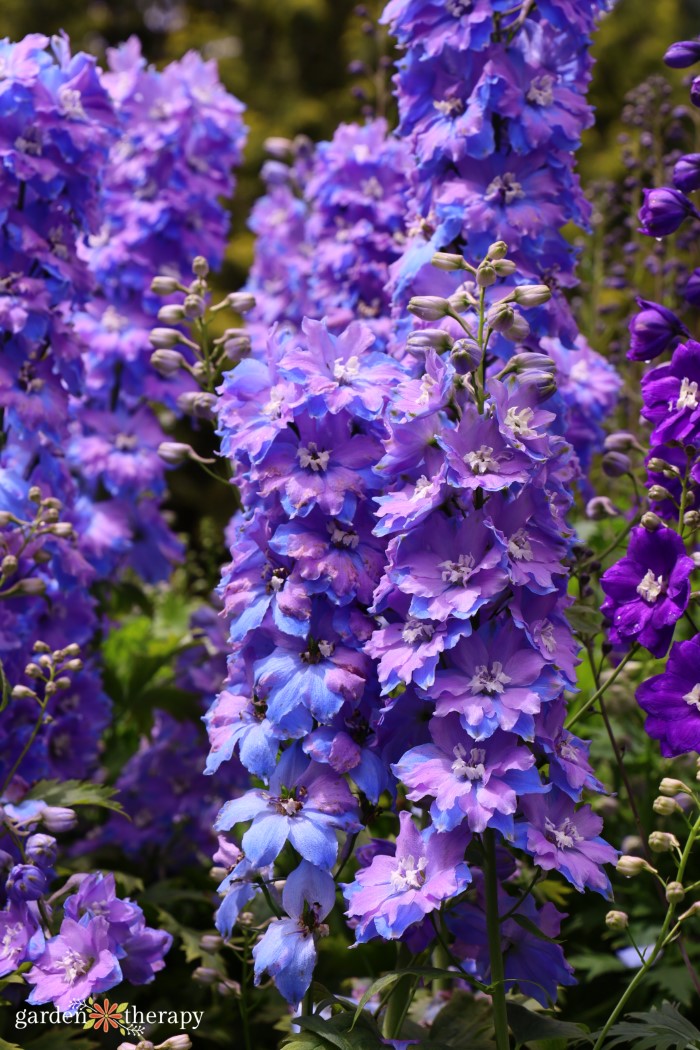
[78,995,143,1037]
[14,996,204,1038]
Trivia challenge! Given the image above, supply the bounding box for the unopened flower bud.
[151,276,182,295]
[450,338,482,371]
[605,910,629,930]
[487,240,508,260]
[210,866,228,882]
[487,302,515,332]
[158,442,194,466]
[666,881,686,903]
[33,641,51,653]
[408,296,451,320]
[200,933,224,952]
[192,256,209,278]
[659,777,690,796]
[225,292,256,313]
[0,511,13,526]
[50,523,73,538]
[617,855,655,876]
[648,484,673,502]
[157,1038,193,1050]
[431,251,467,271]
[649,831,680,853]
[513,284,552,307]
[157,304,186,325]
[42,806,77,832]
[11,685,37,700]
[653,795,681,815]
[150,327,183,349]
[493,258,517,276]
[684,510,700,529]
[193,966,219,984]
[28,487,42,503]
[151,349,185,377]
[603,451,631,478]
[183,294,205,319]
[176,392,217,420]
[54,676,71,690]
[641,511,663,531]
[215,978,241,998]
[406,329,454,354]
[604,431,645,453]
[14,579,46,596]
[587,496,619,519]
[63,659,83,672]
[476,263,497,287]
[1,555,18,575]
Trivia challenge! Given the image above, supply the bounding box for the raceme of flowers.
[600,37,700,758]
[208,247,617,1009]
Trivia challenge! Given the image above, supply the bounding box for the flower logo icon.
[86,997,126,1033]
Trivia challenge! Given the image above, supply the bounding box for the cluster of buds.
[118,1037,192,1050]
[0,490,77,600]
[11,641,83,707]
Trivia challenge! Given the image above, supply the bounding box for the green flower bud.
[649,831,680,853]
[659,778,690,796]
[666,881,686,904]
[653,795,681,815]
[487,240,508,259]
[431,251,467,271]
[605,910,629,930]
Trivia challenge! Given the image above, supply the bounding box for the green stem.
[592,812,700,1050]
[381,944,417,1040]
[239,929,253,1050]
[0,694,47,796]
[483,830,510,1050]
[565,645,638,731]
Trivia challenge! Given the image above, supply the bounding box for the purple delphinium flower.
[641,340,700,445]
[636,635,700,756]
[253,860,335,1006]
[600,525,694,657]
[0,902,45,977]
[639,187,700,237]
[215,745,360,870]
[628,298,689,362]
[25,916,122,1012]
[513,789,616,896]
[344,811,471,941]
[394,714,544,834]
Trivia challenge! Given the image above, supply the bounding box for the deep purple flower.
[344,811,470,941]
[628,298,689,362]
[442,408,533,493]
[664,39,700,68]
[636,635,700,757]
[601,526,694,657]
[639,187,699,237]
[5,864,46,902]
[641,340,700,445]
[674,153,700,194]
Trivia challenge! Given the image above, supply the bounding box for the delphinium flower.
[599,42,700,757]
[209,249,617,1023]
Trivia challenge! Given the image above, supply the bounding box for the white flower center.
[485,173,525,205]
[15,127,43,156]
[674,376,699,411]
[434,97,465,117]
[360,177,384,200]
[402,619,435,645]
[333,355,361,382]
[1,924,23,954]
[470,661,511,695]
[390,854,427,893]
[264,386,285,419]
[465,445,500,475]
[102,305,128,332]
[507,528,534,561]
[636,569,665,603]
[115,433,138,451]
[446,0,471,14]
[328,521,359,548]
[297,442,330,472]
[48,227,68,259]
[440,553,476,585]
[418,374,436,405]
[684,684,700,711]
[504,406,538,438]
[545,816,582,851]
[411,475,434,500]
[451,743,486,784]
[539,620,557,655]
[58,86,86,119]
[527,74,555,107]
[59,948,90,983]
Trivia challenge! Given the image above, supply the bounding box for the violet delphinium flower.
[639,187,700,237]
[344,811,471,941]
[636,636,700,756]
[25,917,122,1012]
[628,298,689,362]
[641,339,700,445]
[601,525,694,657]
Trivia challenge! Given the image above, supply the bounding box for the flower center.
[360,177,384,200]
[58,948,90,983]
[402,619,435,645]
[464,445,500,475]
[469,661,511,695]
[390,854,428,893]
[58,86,86,119]
[675,376,699,411]
[297,442,330,472]
[433,97,465,117]
[544,816,582,851]
[485,173,525,206]
[507,528,534,561]
[15,127,43,156]
[684,684,700,711]
[1,924,23,953]
[333,355,361,382]
[301,638,334,663]
[527,74,555,107]
[451,743,486,783]
[419,374,436,405]
[115,433,138,451]
[504,406,538,438]
[636,569,666,603]
[411,475,434,500]
[446,0,471,13]
[439,553,476,585]
[328,521,359,548]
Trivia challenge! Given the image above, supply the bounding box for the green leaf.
[506,1003,591,1047]
[510,914,563,944]
[351,968,464,1027]
[24,779,125,815]
[430,991,497,1049]
[601,1001,700,1050]
[287,1010,384,1050]
[564,603,603,635]
[0,1039,23,1050]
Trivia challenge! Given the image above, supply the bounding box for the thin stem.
[239,929,253,1050]
[483,830,510,1050]
[499,869,541,923]
[1,695,48,797]
[565,646,639,732]
[381,944,417,1040]
[585,514,641,567]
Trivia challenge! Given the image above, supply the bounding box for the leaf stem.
[483,830,510,1050]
